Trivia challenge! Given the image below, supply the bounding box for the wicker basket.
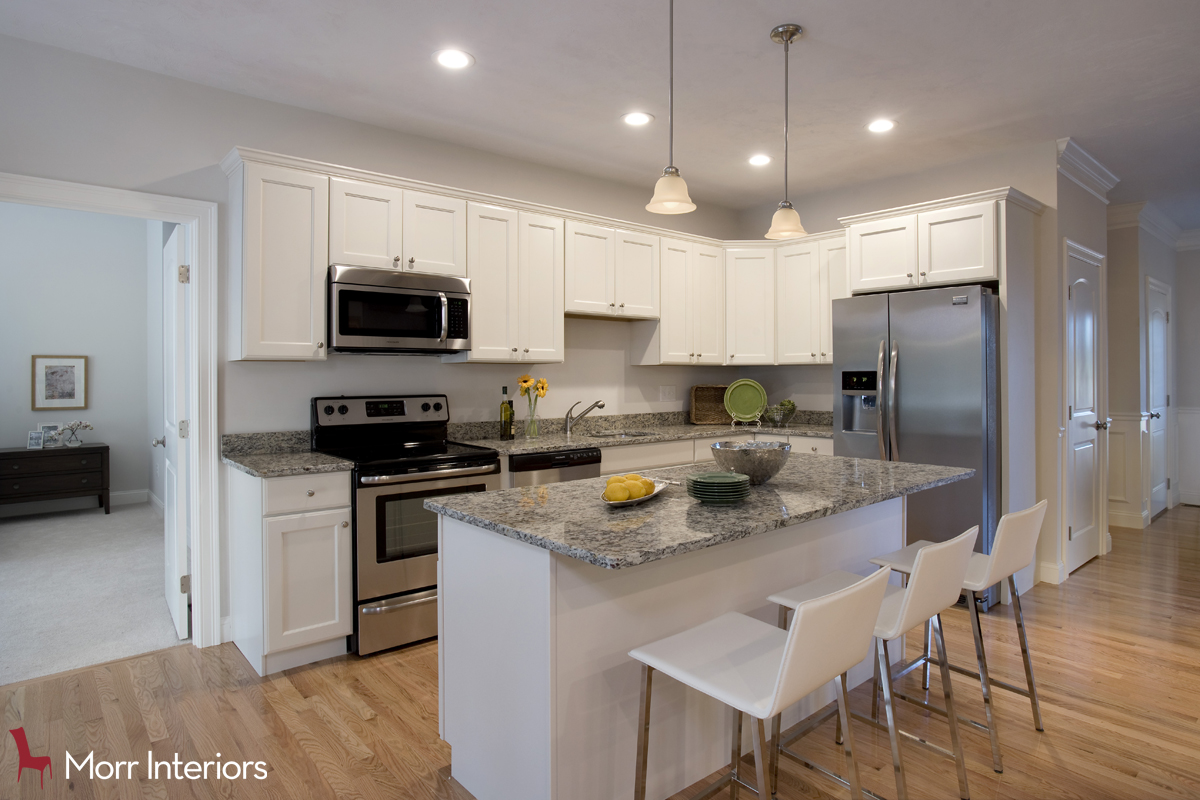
[690,385,733,425]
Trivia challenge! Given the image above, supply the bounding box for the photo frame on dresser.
[31,355,88,410]
[27,430,44,449]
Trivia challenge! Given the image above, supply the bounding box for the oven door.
[330,282,469,352]
[355,467,500,602]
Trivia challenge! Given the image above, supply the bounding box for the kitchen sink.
[586,431,655,439]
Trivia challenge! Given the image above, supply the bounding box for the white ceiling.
[3,0,1200,226]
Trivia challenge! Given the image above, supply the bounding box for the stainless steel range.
[311,394,500,655]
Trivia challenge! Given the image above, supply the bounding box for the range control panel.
[313,395,449,426]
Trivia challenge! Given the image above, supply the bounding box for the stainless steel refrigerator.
[833,285,999,574]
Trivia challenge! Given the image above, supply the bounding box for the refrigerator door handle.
[877,339,888,460]
[889,340,900,461]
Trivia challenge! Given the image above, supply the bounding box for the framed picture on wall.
[31,355,88,411]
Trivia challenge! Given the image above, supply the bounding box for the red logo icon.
[9,727,53,788]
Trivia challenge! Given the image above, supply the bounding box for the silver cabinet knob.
[512,347,518,352]
[812,446,818,453]
[609,302,615,307]
[619,303,625,308]
[317,342,324,349]
[906,273,913,278]
[393,256,401,264]
[408,257,416,268]
[342,521,349,528]
[811,352,816,357]
[689,353,695,357]
[920,272,927,277]
[524,348,530,353]
[306,489,315,497]
[820,352,826,356]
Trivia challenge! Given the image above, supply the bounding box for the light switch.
[659,385,677,402]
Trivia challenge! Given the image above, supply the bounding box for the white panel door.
[657,238,692,364]
[692,244,725,364]
[240,162,329,360]
[518,211,565,363]
[775,241,820,364]
[264,507,353,654]
[329,178,404,269]
[1066,253,1103,573]
[1147,281,1171,517]
[615,230,659,318]
[161,227,189,640]
[848,214,917,293]
[819,236,848,363]
[917,201,997,285]
[466,203,519,362]
[565,221,615,314]
[724,249,775,365]
[402,191,467,276]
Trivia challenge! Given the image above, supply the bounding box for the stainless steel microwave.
[328,265,470,354]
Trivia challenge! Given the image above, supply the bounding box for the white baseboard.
[1036,560,1067,585]
[1181,492,1200,506]
[221,616,233,644]
[1107,508,1149,529]
[111,489,149,506]
[149,491,165,516]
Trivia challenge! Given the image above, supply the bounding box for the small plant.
[517,374,549,438]
[61,420,94,446]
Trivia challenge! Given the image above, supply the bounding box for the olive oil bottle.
[500,386,514,441]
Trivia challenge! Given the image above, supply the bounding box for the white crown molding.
[1056,138,1119,204]
[836,186,1044,227]
[1107,202,1181,248]
[1106,202,1145,230]
[1178,229,1200,252]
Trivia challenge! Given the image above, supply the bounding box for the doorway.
[1146,277,1172,519]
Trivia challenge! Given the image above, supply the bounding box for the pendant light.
[646,0,696,214]
[765,24,807,239]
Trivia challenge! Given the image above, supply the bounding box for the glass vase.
[525,407,540,439]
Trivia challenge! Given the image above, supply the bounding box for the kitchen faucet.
[565,400,605,436]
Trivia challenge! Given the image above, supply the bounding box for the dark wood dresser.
[0,443,110,513]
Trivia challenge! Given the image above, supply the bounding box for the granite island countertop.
[425,454,972,569]
[474,422,832,456]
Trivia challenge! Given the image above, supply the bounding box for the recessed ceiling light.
[623,112,654,126]
[867,119,896,133]
[748,154,772,166]
[433,50,474,69]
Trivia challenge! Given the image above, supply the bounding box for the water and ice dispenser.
[840,371,879,434]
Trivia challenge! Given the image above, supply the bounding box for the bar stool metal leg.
[932,615,971,800]
[1009,575,1044,731]
[751,717,772,800]
[730,707,743,800]
[876,637,908,800]
[634,665,653,800]
[921,620,933,690]
[835,671,865,800]
[871,648,881,722]
[967,590,1003,773]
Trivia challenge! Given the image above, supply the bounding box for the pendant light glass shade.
[764,201,807,239]
[647,167,696,214]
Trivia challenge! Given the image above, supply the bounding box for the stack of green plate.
[686,472,751,505]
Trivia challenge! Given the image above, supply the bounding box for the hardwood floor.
[2,505,1197,799]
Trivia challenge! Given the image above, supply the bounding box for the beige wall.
[1177,248,1200,408]
[1106,226,1143,413]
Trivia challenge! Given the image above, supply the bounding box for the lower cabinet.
[229,469,353,677]
[754,433,834,456]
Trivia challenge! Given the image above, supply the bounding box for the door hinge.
[179,420,189,439]
[178,264,191,284]
[1166,311,1170,323]
[1168,478,1172,490]
[1068,405,1073,420]
[1068,286,1072,299]
[180,574,191,594]
[1167,394,1170,407]
[1068,525,1073,540]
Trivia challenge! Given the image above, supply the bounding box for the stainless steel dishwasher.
[509,447,602,486]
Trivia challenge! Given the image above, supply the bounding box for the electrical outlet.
[659,385,677,402]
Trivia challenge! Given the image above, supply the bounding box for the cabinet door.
[565,221,615,315]
[848,214,917,293]
[775,241,820,364]
[264,507,352,654]
[329,178,404,269]
[239,162,329,360]
[615,230,660,318]
[795,437,834,456]
[724,249,775,365]
[819,236,848,363]
[518,211,565,363]
[917,201,997,285]
[402,191,467,276]
[692,244,725,364]
[466,203,519,362]
[657,238,693,364]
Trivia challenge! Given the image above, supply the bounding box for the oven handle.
[360,590,437,615]
[438,292,448,343]
[359,463,498,486]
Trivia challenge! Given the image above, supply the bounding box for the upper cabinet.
[819,235,849,362]
[775,240,820,364]
[630,239,723,366]
[565,222,659,319]
[229,159,329,361]
[516,211,565,362]
[847,214,918,293]
[403,191,467,276]
[725,248,775,365]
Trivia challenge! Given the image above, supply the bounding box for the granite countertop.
[221,450,353,478]
[425,455,972,569]
[471,423,833,456]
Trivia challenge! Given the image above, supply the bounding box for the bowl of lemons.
[601,473,669,508]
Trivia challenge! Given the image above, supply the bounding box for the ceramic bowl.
[710,440,791,485]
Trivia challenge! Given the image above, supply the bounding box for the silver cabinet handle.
[812,446,818,453]
[820,352,826,356]
[811,352,816,357]
[619,303,625,308]
[512,347,518,352]
[876,339,887,460]
[524,348,530,353]
[394,255,401,265]
[317,342,324,349]
[906,273,913,278]
[438,292,449,342]
[408,257,416,269]
[609,302,615,307]
[151,437,166,447]
[361,590,437,615]
[920,272,927,277]
[306,489,315,497]
[342,521,349,528]
[889,340,900,461]
[360,463,497,486]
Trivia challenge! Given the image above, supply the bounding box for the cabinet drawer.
[264,473,351,516]
[2,471,103,496]
[0,453,103,475]
[601,441,694,475]
[794,437,834,456]
[693,434,754,463]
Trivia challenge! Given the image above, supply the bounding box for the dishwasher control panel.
[509,448,602,472]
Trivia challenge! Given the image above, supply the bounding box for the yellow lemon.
[624,481,647,500]
[623,473,643,482]
[605,483,631,502]
[640,478,656,495]
[606,475,626,486]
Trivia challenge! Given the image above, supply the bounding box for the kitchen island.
[426,454,972,800]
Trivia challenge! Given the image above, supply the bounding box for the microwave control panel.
[447,298,469,340]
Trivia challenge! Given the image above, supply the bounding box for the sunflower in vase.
[517,374,549,438]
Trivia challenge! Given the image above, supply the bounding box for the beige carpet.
[0,503,186,685]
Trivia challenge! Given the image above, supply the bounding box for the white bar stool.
[629,568,891,800]
[770,526,979,800]
[868,500,1049,774]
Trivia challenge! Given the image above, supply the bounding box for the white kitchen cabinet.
[517,211,565,361]
[264,507,353,654]
[228,158,329,361]
[754,433,791,444]
[776,241,821,364]
[402,190,467,276]
[629,239,723,366]
[601,440,695,474]
[819,235,848,363]
[565,222,659,319]
[917,200,997,286]
[614,230,660,318]
[798,437,835,456]
[725,248,776,365]
[848,214,917,294]
[329,177,405,269]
